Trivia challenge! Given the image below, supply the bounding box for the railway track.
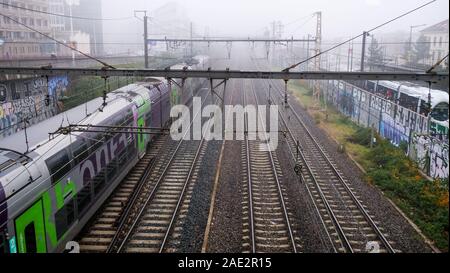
[121,139,206,253]
[103,90,220,253]
[241,80,300,253]
[78,135,168,252]
[250,59,397,252]
[77,82,217,253]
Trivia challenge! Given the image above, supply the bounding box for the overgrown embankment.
[289,80,449,251]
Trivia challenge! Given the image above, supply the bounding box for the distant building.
[0,0,103,60]
[149,2,191,55]
[0,0,53,59]
[69,0,103,56]
[420,19,449,66]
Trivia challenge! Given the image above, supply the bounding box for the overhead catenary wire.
[4,40,448,47]
[282,0,437,72]
[0,110,137,218]
[427,53,449,73]
[0,82,149,203]
[0,12,116,69]
[0,2,133,21]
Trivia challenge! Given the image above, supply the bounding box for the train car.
[170,55,211,106]
[363,80,449,126]
[0,79,171,253]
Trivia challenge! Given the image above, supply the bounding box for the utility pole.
[306,34,310,70]
[272,21,276,65]
[190,22,193,57]
[313,11,322,102]
[408,24,426,63]
[144,13,149,68]
[360,31,368,72]
[347,39,351,72]
[69,2,75,62]
[135,10,149,68]
[350,40,354,71]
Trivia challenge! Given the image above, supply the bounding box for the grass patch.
[288,80,449,251]
[366,139,449,251]
[58,58,179,111]
[60,76,139,111]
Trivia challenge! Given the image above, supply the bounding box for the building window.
[439,36,442,46]
[433,36,437,46]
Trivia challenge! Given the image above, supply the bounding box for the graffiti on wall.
[380,113,410,146]
[320,79,448,178]
[48,76,69,98]
[0,76,69,138]
[430,121,449,140]
[410,134,449,179]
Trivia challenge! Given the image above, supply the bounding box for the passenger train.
[352,80,449,128]
[0,55,209,253]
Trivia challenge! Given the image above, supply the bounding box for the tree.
[411,35,430,65]
[367,37,384,70]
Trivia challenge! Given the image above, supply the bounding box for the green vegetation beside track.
[289,80,449,252]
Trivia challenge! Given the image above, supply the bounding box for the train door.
[14,199,47,253]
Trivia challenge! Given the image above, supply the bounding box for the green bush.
[313,112,321,124]
[347,127,372,147]
[366,139,449,251]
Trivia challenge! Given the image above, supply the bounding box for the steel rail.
[159,94,223,252]
[266,74,396,253]
[242,81,256,253]
[250,57,349,252]
[110,91,213,253]
[275,98,343,253]
[248,80,298,253]
[105,141,162,252]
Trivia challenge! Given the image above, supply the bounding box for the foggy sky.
[101,0,449,49]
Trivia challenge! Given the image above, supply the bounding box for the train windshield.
[431,102,449,122]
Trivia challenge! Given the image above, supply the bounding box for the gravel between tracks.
[177,140,222,252]
[285,87,433,253]
[206,140,244,253]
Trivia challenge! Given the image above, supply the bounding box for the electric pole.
[190,22,193,57]
[135,10,149,68]
[360,31,368,72]
[144,13,149,68]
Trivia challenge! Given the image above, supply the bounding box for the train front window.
[431,102,449,122]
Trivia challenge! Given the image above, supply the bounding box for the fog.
[98,0,449,56]
[102,0,448,37]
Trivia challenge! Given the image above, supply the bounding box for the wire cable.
[0,2,133,21]
[427,53,449,73]
[282,0,437,72]
[0,12,116,69]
